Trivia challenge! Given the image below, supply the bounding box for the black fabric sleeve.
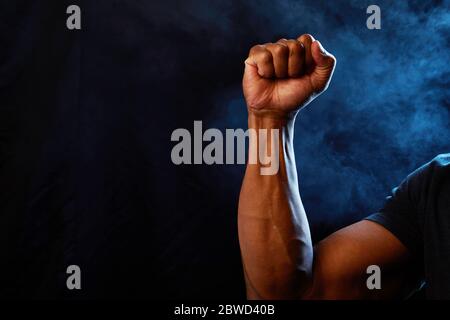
[365,160,433,256]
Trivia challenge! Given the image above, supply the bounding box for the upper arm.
[302,157,444,299]
[303,220,418,299]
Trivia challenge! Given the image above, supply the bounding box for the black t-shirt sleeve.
[365,154,450,298]
[365,160,433,255]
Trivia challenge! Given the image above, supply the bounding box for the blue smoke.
[159,0,450,238]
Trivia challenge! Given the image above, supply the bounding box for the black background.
[1,0,449,299]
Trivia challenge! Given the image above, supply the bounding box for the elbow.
[246,268,313,300]
[302,264,360,300]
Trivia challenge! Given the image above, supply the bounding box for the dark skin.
[238,34,417,299]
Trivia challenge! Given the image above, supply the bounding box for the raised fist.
[243,34,336,117]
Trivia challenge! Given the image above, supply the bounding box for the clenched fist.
[243,34,336,118]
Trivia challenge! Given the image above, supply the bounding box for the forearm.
[238,112,313,299]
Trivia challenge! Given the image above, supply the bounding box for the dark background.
[0,0,449,299]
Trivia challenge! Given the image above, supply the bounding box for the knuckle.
[298,33,314,44]
[287,40,302,53]
[272,44,289,56]
[324,55,337,69]
[249,44,263,55]
[258,50,272,63]
[330,55,337,66]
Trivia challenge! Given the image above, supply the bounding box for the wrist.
[248,109,297,129]
[245,109,297,177]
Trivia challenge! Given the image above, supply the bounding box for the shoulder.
[412,153,450,185]
[421,154,450,171]
[418,153,450,173]
[423,153,450,190]
[365,154,450,254]
[404,153,450,191]
[403,153,450,214]
[429,153,450,169]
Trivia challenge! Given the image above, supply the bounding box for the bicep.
[304,220,417,299]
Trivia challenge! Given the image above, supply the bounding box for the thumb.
[310,40,336,91]
[311,40,335,69]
